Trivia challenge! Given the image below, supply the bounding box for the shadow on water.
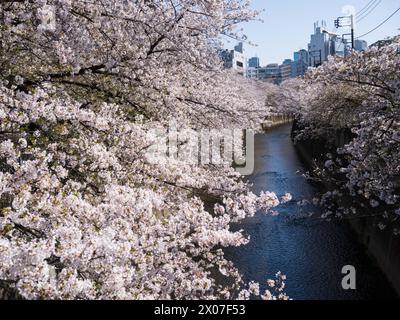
[224,123,397,300]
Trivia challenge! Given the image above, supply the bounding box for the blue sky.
[226,0,400,65]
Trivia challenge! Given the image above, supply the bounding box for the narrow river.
[225,123,397,300]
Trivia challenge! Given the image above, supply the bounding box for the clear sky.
[225,0,400,66]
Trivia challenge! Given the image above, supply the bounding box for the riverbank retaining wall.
[262,115,294,131]
[291,119,400,296]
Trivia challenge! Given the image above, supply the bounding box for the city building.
[308,21,330,67]
[279,60,293,83]
[355,39,368,51]
[331,36,346,57]
[220,42,246,76]
[307,20,346,67]
[297,49,309,64]
[242,22,375,83]
[370,35,400,49]
[246,58,305,84]
[293,50,309,63]
[246,63,281,84]
[234,42,244,54]
[292,49,309,77]
[264,64,280,84]
[248,56,260,69]
[370,39,392,48]
[246,66,268,81]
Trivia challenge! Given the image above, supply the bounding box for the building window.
[236,61,243,68]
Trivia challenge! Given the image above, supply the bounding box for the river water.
[225,123,397,300]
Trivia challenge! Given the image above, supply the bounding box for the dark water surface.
[225,123,397,300]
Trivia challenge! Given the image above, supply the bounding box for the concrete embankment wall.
[262,115,293,131]
[291,120,400,296]
[349,215,400,296]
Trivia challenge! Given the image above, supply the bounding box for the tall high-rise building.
[308,21,330,67]
[307,21,346,67]
[248,57,260,69]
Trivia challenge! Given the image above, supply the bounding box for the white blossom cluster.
[0,0,289,299]
[286,37,400,226]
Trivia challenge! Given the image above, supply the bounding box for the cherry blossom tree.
[290,37,400,228]
[0,0,289,299]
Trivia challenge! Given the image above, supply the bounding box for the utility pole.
[334,15,355,49]
[350,14,355,50]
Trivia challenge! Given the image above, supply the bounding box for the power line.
[357,0,375,16]
[356,6,400,39]
[356,0,379,17]
[357,0,382,22]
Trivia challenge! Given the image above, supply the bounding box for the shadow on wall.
[290,119,400,297]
